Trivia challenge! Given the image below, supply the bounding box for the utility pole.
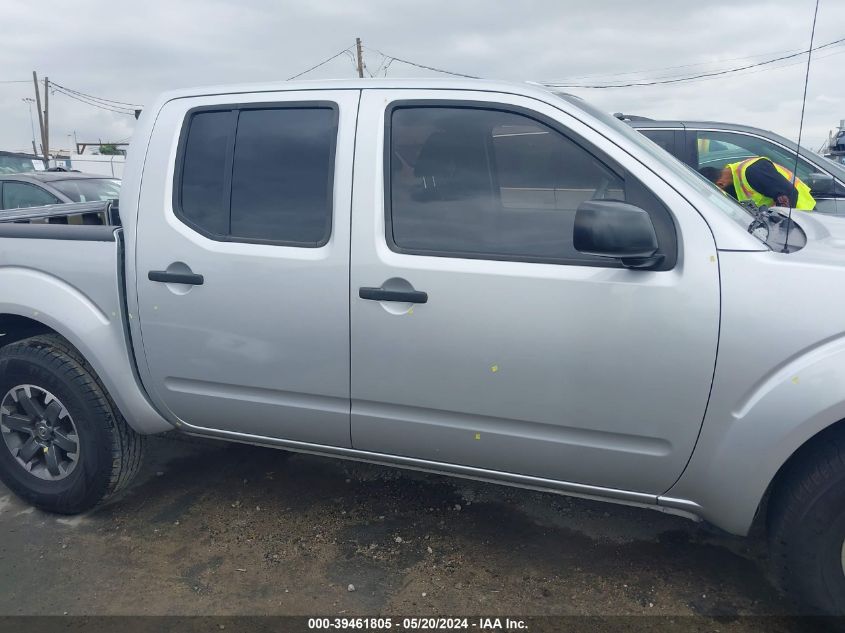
[355,37,364,78]
[43,76,50,165]
[32,71,48,167]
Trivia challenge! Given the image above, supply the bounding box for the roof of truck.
[153,78,561,103]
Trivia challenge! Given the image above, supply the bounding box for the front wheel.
[769,431,845,614]
[0,334,144,513]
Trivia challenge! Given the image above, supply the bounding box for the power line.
[287,47,355,81]
[668,45,845,86]
[560,45,808,82]
[51,84,137,115]
[51,85,135,113]
[576,45,843,92]
[365,47,481,79]
[49,82,142,108]
[543,35,845,88]
[570,44,844,85]
[382,57,396,77]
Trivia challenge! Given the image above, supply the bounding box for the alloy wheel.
[0,385,79,480]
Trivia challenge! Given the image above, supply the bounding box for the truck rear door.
[134,90,359,447]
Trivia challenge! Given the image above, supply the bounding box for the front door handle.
[148,270,204,285]
[359,287,428,304]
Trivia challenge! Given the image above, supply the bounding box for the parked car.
[619,116,845,213]
[0,172,121,210]
[0,150,38,175]
[2,79,845,614]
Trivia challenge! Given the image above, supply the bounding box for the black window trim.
[383,99,678,270]
[173,100,339,248]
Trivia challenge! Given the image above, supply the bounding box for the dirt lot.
[0,435,821,630]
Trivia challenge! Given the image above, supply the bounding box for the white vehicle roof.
[155,78,556,102]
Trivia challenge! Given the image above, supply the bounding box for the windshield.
[553,92,758,234]
[51,178,121,202]
[0,156,37,174]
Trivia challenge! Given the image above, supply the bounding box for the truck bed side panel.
[0,230,173,434]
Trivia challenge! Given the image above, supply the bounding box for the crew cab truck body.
[1,79,845,613]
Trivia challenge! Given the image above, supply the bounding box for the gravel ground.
[0,435,824,631]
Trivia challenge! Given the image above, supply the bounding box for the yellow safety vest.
[727,157,816,211]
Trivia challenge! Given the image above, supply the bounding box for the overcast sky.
[2,0,843,156]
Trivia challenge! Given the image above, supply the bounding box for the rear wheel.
[0,334,143,513]
[769,430,845,614]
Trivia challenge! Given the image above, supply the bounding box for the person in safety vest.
[700,157,816,210]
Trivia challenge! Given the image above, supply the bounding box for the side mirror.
[574,200,664,269]
[806,172,835,195]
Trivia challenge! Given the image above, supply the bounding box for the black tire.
[769,429,845,614]
[0,334,143,513]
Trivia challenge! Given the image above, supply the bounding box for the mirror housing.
[806,172,835,195]
[574,200,663,269]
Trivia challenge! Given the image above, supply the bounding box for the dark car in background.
[621,117,845,214]
[0,151,38,175]
[0,172,121,210]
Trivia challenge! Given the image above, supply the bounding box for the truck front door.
[349,90,721,494]
[134,90,359,446]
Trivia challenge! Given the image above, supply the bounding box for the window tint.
[388,106,674,267]
[1,182,60,209]
[231,108,334,243]
[639,130,675,155]
[696,131,816,182]
[180,110,231,236]
[176,105,336,246]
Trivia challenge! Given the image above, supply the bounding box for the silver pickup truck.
[1,79,844,613]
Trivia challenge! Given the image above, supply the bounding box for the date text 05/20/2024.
[307,617,529,630]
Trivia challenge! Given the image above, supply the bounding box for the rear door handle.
[148,270,204,285]
[359,287,428,304]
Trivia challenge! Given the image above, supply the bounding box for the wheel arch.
[0,278,172,436]
[667,335,845,535]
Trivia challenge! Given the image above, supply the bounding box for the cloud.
[1,0,842,156]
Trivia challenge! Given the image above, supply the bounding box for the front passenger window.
[387,105,676,269]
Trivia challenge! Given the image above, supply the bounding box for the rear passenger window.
[176,104,337,246]
[387,106,676,268]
